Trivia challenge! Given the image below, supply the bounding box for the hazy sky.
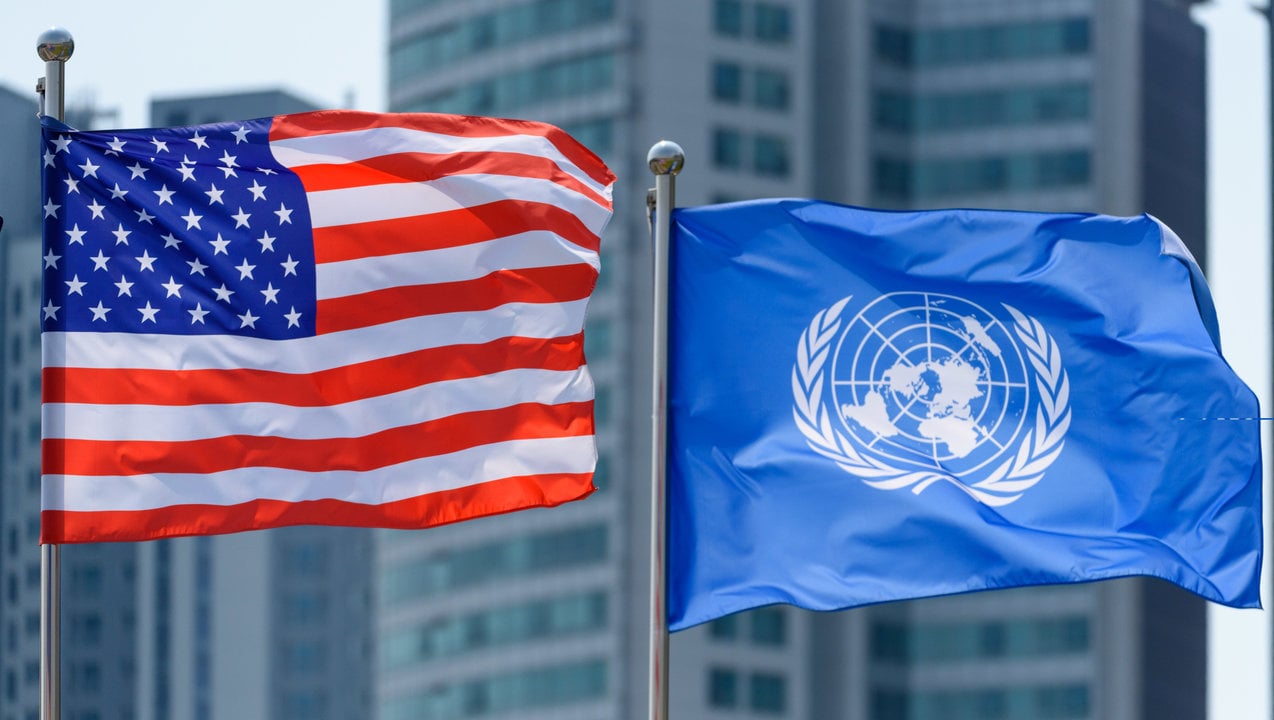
[1,1,1270,718]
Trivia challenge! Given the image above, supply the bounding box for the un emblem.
[792,293,1071,506]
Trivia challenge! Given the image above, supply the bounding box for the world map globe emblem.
[792,292,1070,504]
[831,293,1030,477]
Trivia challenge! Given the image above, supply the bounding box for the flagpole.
[646,140,684,720]
[36,26,74,720]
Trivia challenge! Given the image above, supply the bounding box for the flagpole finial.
[647,140,685,176]
[36,27,74,63]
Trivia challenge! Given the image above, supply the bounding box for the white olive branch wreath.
[791,297,1070,506]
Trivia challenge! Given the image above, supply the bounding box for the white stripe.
[43,298,589,371]
[45,367,593,442]
[270,125,612,198]
[43,435,597,512]
[316,231,599,300]
[304,174,612,236]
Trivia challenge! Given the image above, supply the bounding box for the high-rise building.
[0,87,375,720]
[380,1,1209,719]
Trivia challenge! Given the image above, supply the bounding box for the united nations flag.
[667,199,1261,631]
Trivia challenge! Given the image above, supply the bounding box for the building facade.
[381,1,1209,719]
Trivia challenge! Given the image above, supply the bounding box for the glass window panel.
[754,3,791,43]
[875,18,1091,68]
[713,128,743,169]
[749,607,786,646]
[753,68,789,110]
[713,62,743,102]
[714,0,744,37]
[709,668,737,708]
[709,614,739,640]
[750,673,786,713]
[753,134,790,177]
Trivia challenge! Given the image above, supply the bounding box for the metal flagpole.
[36,26,74,720]
[645,140,683,720]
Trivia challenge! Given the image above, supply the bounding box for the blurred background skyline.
[0,1,1270,718]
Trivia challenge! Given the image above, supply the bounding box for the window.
[713,62,743,103]
[750,673,786,713]
[875,18,1090,68]
[382,659,607,720]
[708,668,738,708]
[753,68,789,109]
[712,128,743,169]
[709,614,738,640]
[753,134,789,177]
[584,319,611,360]
[754,3,791,42]
[750,607,786,645]
[714,0,744,36]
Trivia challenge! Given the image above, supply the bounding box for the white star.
[114,276,134,297]
[64,275,86,296]
[181,209,203,229]
[135,208,155,225]
[109,183,129,200]
[63,174,80,194]
[50,135,71,153]
[42,300,60,321]
[232,207,251,229]
[154,185,175,205]
[219,150,239,168]
[105,137,127,155]
[231,126,251,144]
[42,249,61,269]
[260,283,280,304]
[42,150,55,168]
[190,132,209,149]
[42,199,60,218]
[138,302,160,323]
[150,137,169,153]
[284,306,302,328]
[127,162,149,179]
[89,302,111,322]
[187,257,208,276]
[238,309,259,328]
[235,258,257,280]
[219,166,238,179]
[161,276,183,298]
[209,234,231,255]
[247,180,267,201]
[205,184,225,205]
[259,168,277,176]
[136,250,157,272]
[213,284,235,303]
[90,250,110,271]
[162,233,182,249]
[178,163,198,182]
[86,199,106,220]
[256,231,276,252]
[281,255,299,276]
[79,158,100,177]
[65,224,87,245]
[112,224,132,245]
[188,303,209,324]
[275,203,293,224]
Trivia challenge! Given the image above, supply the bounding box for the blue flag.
[667,199,1262,631]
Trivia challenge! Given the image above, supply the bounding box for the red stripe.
[44,333,583,407]
[41,472,596,544]
[312,200,600,263]
[316,264,597,335]
[268,110,614,187]
[291,151,611,209]
[44,401,593,476]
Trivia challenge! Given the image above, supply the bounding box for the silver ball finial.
[37,27,74,62]
[647,140,685,176]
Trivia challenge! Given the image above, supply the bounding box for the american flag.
[39,110,613,543]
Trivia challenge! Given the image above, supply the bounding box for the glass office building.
[381,1,1209,719]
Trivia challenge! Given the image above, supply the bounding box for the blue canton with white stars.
[40,118,317,339]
